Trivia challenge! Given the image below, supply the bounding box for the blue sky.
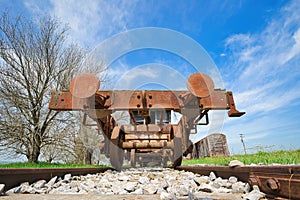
[1,0,300,155]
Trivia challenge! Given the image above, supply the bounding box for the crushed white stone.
[229,160,245,167]
[5,167,265,199]
[0,184,5,195]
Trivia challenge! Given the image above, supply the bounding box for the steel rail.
[1,165,299,199]
[0,167,113,192]
[177,165,300,200]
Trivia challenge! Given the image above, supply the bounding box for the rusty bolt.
[266,178,280,191]
[248,175,259,186]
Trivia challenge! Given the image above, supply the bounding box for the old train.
[192,133,230,159]
[48,72,245,169]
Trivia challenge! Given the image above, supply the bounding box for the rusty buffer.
[49,72,245,169]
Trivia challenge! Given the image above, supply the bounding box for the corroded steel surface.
[69,73,100,98]
[178,165,300,199]
[186,72,215,98]
[121,141,173,149]
[49,90,244,117]
[49,91,88,111]
[199,90,228,109]
[48,72,245,169]
[227,91,246,117]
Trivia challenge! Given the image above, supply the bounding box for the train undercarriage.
[49,72,245,169]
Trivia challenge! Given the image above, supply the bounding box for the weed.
[183,149,300,166]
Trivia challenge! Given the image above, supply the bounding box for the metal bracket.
[248,172,300,199]
[82,113,98,126]
[194,110,209,125]
[227,91,246,117]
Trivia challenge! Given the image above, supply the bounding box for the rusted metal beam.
[227,91,246,117]
[121,124,172,133]
[121,141,173,149]
[49,90,244,114]
[48,91,87,111]
[125,133,169,140]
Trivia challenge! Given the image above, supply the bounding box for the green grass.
[2,150,299,168]
[0,162,108,168]
[183,149,300,166]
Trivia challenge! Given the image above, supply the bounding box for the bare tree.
[40,112,80,163]
[0,13,84,162]
[74,115,104,164]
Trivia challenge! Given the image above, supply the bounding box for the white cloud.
[224,0,300,115]
[24,0,138,47]
[233,79,300,115]
[222,1,300,152]
[225,34,253,49]
[282,28,300,64]
[246,132,270,141]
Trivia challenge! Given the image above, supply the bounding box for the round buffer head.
[187,72,215,98]
[69,73,100,98]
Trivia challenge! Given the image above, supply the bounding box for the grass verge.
[183,149,300,166]
[0,162,108,168]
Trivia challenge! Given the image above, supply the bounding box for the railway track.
[0,167,112,192]
[178,165,300,199]
[1,165,299,199]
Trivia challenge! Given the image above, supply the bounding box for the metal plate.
[69,73,100,98]
[187,72,215,98]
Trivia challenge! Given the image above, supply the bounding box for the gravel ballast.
[4,168,266,200]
